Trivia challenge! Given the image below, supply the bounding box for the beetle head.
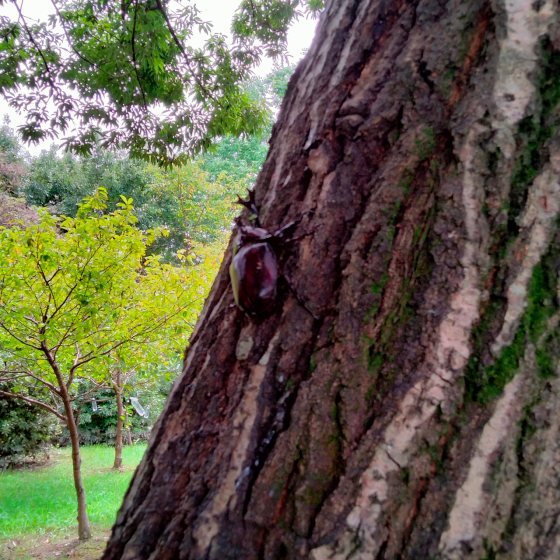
[234,225,271,254]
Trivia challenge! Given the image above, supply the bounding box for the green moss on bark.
[464,253,559,403]
[509,39,560,230]
[463,40,560,404]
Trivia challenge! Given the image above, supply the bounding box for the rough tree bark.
[103,0,560,558]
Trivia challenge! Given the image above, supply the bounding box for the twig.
[153,0,218,103]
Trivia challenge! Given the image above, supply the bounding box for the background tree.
[200,135,268,187]
[103,1,560,559]
[82,248,215,470]
[0,192,38,229]
[72,366,170,448]
[21,148,152,216]
[130,162,233,257]
[103,348,180,471]
[0,118,26,195]
[0,189,208,540]
[19,122,283,260]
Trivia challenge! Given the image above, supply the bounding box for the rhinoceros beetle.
[229,191,308,317]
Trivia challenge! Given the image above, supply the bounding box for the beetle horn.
[236,189,260,226]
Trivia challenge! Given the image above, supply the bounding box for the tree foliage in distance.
[0,118,26,195]
[141,160,245,258]
[200,134,268,188]
[0,123,38,231]
[22,148,153,217]
[0,0,269,164]
[0,192,38,228]
[20,147,246,260]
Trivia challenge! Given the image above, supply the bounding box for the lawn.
[0,444,146,559]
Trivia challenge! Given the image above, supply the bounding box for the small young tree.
[99,349,179,471]
[89,254,210,470]
[0,188,205,540]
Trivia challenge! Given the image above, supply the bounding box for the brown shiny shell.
[229,241,278,315]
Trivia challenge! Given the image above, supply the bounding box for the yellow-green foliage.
[0,187,217,415]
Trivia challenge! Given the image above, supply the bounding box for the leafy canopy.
[0,0,269,164]
[0,0,320,163]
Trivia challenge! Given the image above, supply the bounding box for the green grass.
[0,444,146,539]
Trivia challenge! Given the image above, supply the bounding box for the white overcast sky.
[0,0,317,154]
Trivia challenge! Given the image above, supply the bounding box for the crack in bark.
[303,385,347,541]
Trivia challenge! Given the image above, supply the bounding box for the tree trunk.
[113,374,124,471]
[125,408,133,446]
[103,1,560,558]
[61,389,92,540]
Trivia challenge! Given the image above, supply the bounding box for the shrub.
[0,393,59,469]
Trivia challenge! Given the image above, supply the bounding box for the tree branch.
[153,0,217,103]
[50,0,97,68]
[11,0,59,91]
[0,389,65,420]
[131,0,148,109]
[40,341,67,393]
[35,253,59,312]
[0,321,42,350]
[0,368,61,395]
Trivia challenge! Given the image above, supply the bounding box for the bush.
[55,388,167,446]
[0,394,59,469]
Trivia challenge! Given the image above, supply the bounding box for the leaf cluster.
[233,0,323,60]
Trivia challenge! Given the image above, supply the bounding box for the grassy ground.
[0,444,146,559]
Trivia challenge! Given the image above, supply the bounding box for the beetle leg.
[272,220,298,240]
[272,209,315,241]
[282,227,318,244]
[282,272,320,321]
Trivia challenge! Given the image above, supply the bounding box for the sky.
[0,0,318,154]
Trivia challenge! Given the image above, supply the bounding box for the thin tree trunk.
[104,1,560,558]
[61,388,91,541]
[124,407,133,446]
[113,372,124,471]
[42,342,92,542]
